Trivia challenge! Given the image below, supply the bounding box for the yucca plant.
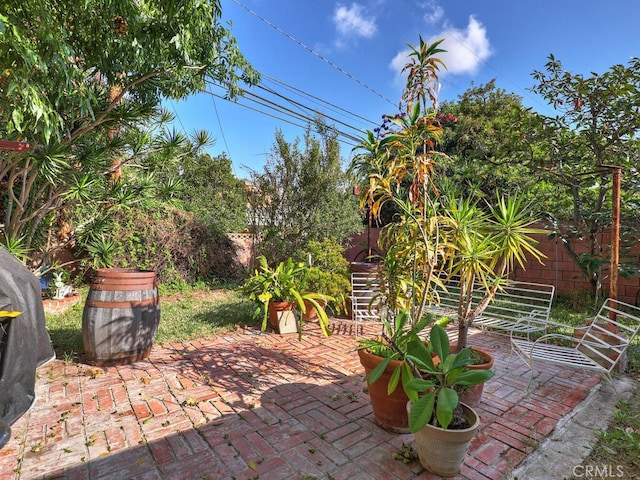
[85,235,121,269]
[1,235,30,263]
[439,193,546,350]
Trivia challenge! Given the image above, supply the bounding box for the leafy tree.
[247,120,362,264]
[0,0,258,266]
[437,68,640,297]
[176,153,248,233]
[436,80,542,201]
[1,0,256,141]
[524,56,640,294]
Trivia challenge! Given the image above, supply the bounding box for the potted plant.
[357,309,436,432]
[438,194,546,351]
[353,228,443,432]
[448,344,494,407]
[349,37,448,432]
[239,255,332,339]
[403,323,494,477]
[415,194,543,405]
[299,239,351,319]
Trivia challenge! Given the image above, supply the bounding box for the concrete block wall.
[345,227,640,306]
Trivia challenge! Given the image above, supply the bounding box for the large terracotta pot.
[358,348,410,433]
[449,345,494,407]
[412,402,480,477]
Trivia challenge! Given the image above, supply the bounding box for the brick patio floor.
[0,320,600,480]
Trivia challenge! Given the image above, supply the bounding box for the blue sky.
[167,0,640,178]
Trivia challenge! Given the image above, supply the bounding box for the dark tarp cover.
[0,248,56,425]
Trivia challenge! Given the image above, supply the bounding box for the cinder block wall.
[345,226,640,306]
[511,229,640,306]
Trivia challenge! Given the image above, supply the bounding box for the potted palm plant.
[422,193,544,406]
[403,323,494,477]
[239,255,332,339]
[439,193,546,351]
[349,37,447,433]
[354,220,444,432]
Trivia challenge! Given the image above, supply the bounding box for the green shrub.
[79,205,243,285]
[299,239,351,314]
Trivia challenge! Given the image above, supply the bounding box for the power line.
[231,0,396,108]
[205,76,370,141]
[204,82,361,147]
[255,83,367,138]
[209,94,231,158]
[168,100,188,132]
[241,88,362,144]
[261,73,380,129]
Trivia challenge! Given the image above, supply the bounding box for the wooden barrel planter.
[82,269,160,366]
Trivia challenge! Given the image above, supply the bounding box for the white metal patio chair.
[510,298,640,390]
[350,271,384,336]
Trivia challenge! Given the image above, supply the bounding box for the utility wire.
[209,94,232,160]
[261,73,381,128]
[231,0,396,108]
[203,84,361,147]
[206,78,366,142]
[168,100,188,132]
[255,83,367,138]
[241,88,363,143]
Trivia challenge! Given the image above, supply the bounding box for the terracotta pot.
[358,348,410,433]
[301,299,325,321]
[412,403,480,477]
[449,345,493,408]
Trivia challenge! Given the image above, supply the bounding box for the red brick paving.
[0,322,600,479]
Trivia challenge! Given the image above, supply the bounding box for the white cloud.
[422,0,445,25]
[390,49,410,77]
[436,16,492,75]
[389,16,492,78]
[333,3,377,43]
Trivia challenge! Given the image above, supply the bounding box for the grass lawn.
[45,287,259,360]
